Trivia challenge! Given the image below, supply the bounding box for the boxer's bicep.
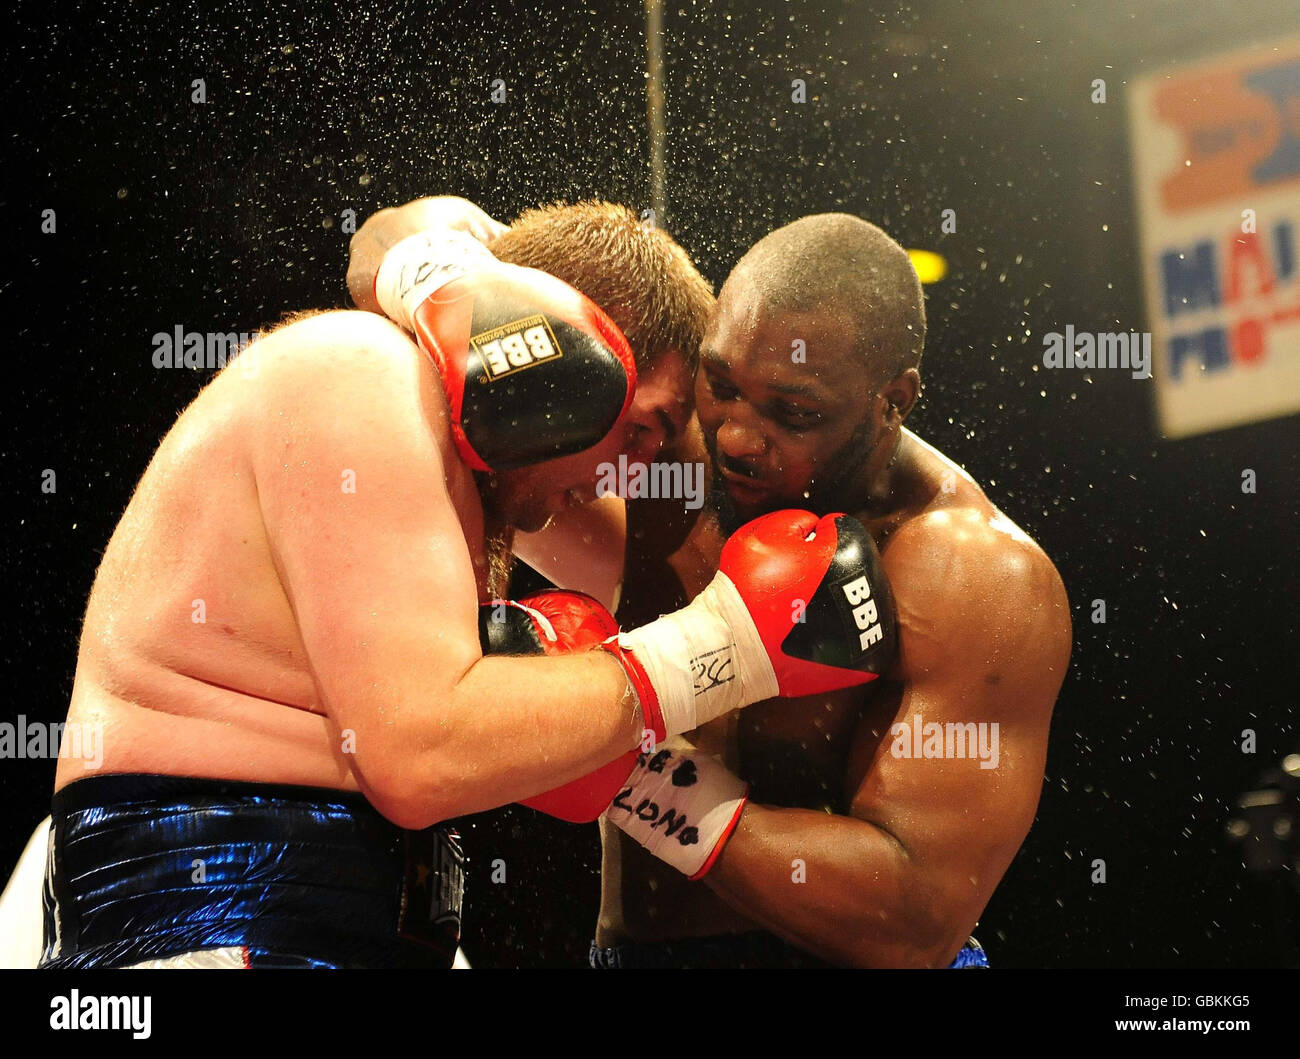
[848,672,1049,895]
[846,523,1070,935]
[512,494,626,609]
[250,316,483,750]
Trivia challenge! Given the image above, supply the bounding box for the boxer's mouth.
[719,467,771,501]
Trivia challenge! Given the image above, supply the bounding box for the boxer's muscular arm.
[700,510,1071,967]
[251,313,640,829]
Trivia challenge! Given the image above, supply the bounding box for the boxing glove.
[478,591,640,823]
[376,230,636,471]
[604,737,749,879]
[607,510,897,740]
[478,593,750,878]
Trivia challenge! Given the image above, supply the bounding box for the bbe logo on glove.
[471,314,563,380]
[839,574,885,651]
[775,514,899,680]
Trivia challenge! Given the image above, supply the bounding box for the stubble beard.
[704,420,877,536]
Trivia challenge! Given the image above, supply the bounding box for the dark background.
[3,0,1296,967]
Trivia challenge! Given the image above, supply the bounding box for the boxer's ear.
[878,368,920,423]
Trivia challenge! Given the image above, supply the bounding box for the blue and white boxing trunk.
[39,774,464,969]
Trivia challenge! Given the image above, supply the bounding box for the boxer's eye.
[706,375,739,402]
[771,402,821,432]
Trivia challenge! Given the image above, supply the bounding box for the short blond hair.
[489,201,714,371]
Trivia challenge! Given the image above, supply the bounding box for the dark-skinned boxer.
[513,213,1073,968]
[39,202,892,968]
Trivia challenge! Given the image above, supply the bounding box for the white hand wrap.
[374,229,498,332]
[615,571,779,738]
[606,738,749,878]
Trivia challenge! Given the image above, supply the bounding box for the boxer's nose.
[717,411,767,462]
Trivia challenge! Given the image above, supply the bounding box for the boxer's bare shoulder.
[259,306,415,357]
[238,310,451,459]
[874,430,1072,697]
[235,309,425,408]
[884,507,1071,667]
[57,308,483,795]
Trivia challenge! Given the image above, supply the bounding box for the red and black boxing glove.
[473,513,899,873]
[718,509,898,694]
[478,513,897,754]
[605,509,898,740]
[478,591,639,823]
[376,230,636,471]
[477,591,752,879]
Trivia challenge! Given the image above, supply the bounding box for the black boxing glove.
[376,230,636,471]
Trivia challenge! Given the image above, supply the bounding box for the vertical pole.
[645,0,667,226]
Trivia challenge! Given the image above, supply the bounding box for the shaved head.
[726,213,925,387]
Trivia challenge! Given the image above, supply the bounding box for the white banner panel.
[1130,38,1300,438]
